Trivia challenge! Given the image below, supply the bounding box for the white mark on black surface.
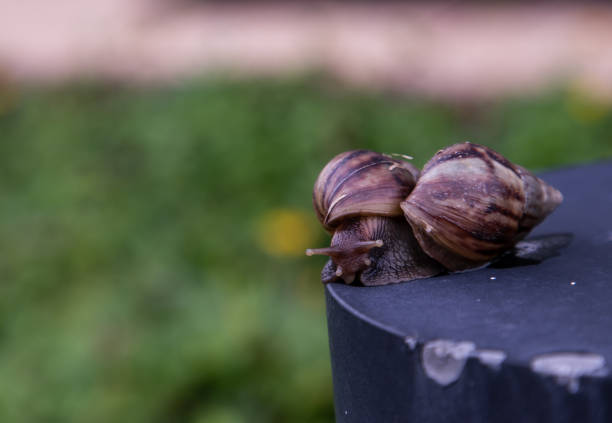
[530,352,608,393]
[422,340,476,386]
[473,349,507,370]
[404,336,418,350]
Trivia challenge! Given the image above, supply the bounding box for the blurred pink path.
[1,1,612,99]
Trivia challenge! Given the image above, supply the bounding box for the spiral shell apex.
[400,142,563,271]
[313,150,419,232]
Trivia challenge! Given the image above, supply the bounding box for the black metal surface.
[325,162,612,422]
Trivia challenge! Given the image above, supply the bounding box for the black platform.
[325,162,612,423]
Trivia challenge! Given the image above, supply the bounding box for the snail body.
[308,143,563,285]
[307,150,443,285]
[314,216,444,286]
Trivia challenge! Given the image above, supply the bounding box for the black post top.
[325,162,612,422]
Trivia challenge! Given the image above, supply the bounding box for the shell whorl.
[400,142,563,271]
[313,150,419,232]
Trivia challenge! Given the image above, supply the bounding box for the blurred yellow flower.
[254,208,318,257]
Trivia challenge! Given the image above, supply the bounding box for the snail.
[306,149,444,286]
[307,143,563,286]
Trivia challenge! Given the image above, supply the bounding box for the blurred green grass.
[0,75,610,422]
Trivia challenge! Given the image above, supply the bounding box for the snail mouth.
[321,261,359,285]
[307,240,384,285]
[333,265,357,285]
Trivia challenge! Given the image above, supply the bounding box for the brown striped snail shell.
[400,142,563,271]
[307,150,444,285]
[308,143,563,286]
[312,150,419,232]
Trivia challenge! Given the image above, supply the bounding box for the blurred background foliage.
[0,74,611,422]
